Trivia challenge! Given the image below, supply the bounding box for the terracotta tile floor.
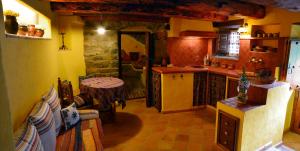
[102,99,300,151]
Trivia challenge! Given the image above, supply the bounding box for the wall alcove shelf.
[1,0,52,39]
[5,33,51,40]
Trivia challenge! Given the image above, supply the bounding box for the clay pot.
[4,15,19,34]
[17,25,28,36]
[35,29,44,37]
[27,25,35,36]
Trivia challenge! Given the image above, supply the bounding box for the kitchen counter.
[152,66,253,78]
[219,97,262,112]
[216,82,291,151]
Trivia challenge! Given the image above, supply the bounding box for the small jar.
[17,25,28,36]
[35,29,44,37]
[27,25,35,36]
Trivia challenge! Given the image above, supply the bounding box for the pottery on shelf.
[27,25,36,36]
[35,29,44,37]
[17,25,28,36]
[4,15,19,34]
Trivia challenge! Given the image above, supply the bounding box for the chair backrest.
[58,78,74,104]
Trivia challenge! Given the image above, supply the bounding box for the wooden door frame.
[117,31,152,107]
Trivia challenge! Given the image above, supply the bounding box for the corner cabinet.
[208,73,226,107]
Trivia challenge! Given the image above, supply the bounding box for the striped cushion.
[29,102,56,151]
[61,103,80,130]
[42,86,62,136]
[14,122,44,151]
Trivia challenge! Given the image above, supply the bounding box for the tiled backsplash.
[167,37,284,73]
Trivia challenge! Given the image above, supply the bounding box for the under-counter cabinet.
[208,73,226,107]
[152,71,161,112]
[217,110,239,151]
[160,73,194,112]
[193,72,207,106]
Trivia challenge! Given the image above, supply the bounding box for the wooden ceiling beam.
[50,2,228,21]
[81,14,170,23]
[50,0,265,21]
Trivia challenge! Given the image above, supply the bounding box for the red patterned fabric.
[80,77,126,109]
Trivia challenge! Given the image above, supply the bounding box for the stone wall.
[83,21,167,77]
[84,26,119,77]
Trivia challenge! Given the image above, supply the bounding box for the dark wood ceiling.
[49,0,266,22]
[243,0,300,12]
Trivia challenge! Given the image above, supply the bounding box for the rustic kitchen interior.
[1,0,300,151]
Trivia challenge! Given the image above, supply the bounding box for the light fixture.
[97,15,106,35]
[97,27,106,35]
[238,23,248,33]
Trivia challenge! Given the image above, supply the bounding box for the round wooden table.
[80,77,126,109]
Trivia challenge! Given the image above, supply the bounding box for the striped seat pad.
[56,118,104,151]
[42,86,62,135]
[29,102,56,151]
[14,122,44,151]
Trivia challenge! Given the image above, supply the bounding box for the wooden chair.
[57,77,99,109]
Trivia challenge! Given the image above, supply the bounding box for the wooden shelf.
[249,50,275,54]
[240,37,279,40]
[5,33,51,40]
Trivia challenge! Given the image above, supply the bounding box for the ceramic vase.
[4,15,19,34]
[237,67,250,104]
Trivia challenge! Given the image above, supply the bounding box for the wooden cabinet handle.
[224,131,228,135]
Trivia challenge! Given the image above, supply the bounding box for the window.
[214,30,240,59]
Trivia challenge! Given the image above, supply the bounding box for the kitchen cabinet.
[152,71,161,112]
[161,73,194,112]
[226,77,239,99]
[217,110,239,151]
[208,73,226,107]
[193,72,207,106]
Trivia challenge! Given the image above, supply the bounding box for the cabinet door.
[193,72,207,106]
[218,111,239,151]
[227,77,239,98]
[208,73,226,107]
[152,72,161,112]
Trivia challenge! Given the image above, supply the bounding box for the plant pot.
[35,29,44,37]
[4,15,19,34]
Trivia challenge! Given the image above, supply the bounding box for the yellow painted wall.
[0,0,86,130]
[161,73,194,112]
[168,18,214,37]
[244,7,300,37]
[121,34,146,55]
[0,2,14,150]
[57,16,86,94]
[291,24,300,38]
[284,90,295,132]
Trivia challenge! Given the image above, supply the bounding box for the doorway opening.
[118,31,153,106]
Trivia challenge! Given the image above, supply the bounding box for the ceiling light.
[97,27,106,35]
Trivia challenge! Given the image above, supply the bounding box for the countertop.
[219,97,262,112]
[152,66,247,77]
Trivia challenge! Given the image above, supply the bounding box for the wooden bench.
[56,112,104,151]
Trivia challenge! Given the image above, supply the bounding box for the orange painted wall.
[167,37,209,66]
